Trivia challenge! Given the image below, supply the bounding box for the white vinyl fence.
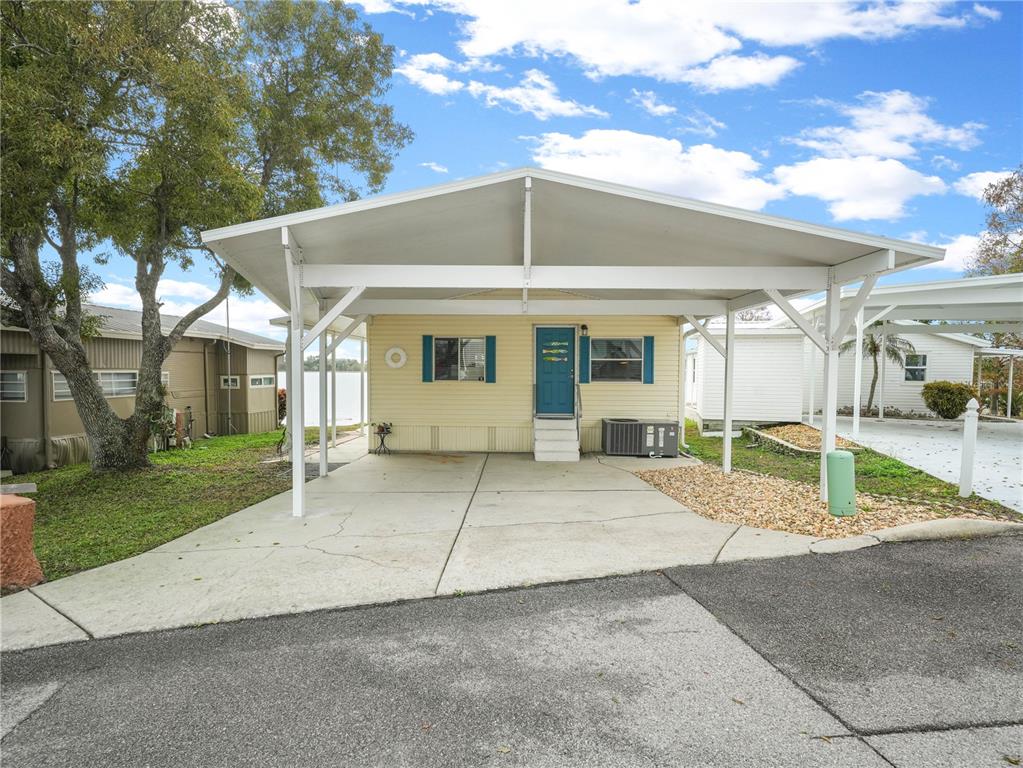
[276,371,365,427]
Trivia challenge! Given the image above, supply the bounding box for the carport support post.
[1007,356,1014,419]
[284,226,305,518]
[878,330,887,421]
[318,324,328,478]
[807,343,815,426]
[330,332,337,448]
[284,326,293,451]
[722,309,735,473]
[360,337,366,432]
[819,277,841,500]
[852,307,864,438]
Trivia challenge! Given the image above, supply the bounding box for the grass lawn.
[683,421,1020,520]
[10,425,361,582]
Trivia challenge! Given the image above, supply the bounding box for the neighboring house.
[686,321,987,429]
[0,304,285,473]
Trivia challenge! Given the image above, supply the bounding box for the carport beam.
[722,310,735,473]
[852,307,864,438]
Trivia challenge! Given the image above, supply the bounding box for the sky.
[90,0,1021,358]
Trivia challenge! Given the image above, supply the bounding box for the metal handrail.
[574,381,582,443]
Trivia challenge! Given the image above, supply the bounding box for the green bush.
[921,380,977,419]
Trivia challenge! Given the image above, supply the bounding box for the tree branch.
[163,265,236,353]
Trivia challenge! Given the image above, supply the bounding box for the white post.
[852,307,864,438]
[360,336,366,433]
[679,333,688,448]
[820,278,840,501]
[807,341,815,426]
[722,309,735,473]
[318,327,328,477]
[1007,356,1014,419]
[330,332,337,448]
[878,330,886,421]
[959,398,979,497]
[288,303,305,518]
[284,326,292,448]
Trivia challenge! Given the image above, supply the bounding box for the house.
[685,273,1022,429]
[685,322,987,429]
[201,167,945,516]
[0,304,285,473]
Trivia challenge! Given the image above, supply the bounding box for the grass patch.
[10,425,361,582]
[683,421,1020,520]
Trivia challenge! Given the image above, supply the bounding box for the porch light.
[580,324,589,336]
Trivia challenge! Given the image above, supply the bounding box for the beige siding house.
[1,304,284,473]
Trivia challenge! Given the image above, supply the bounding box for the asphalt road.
[2,537,1021,767]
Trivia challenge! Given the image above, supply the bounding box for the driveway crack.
[434,453,489,594]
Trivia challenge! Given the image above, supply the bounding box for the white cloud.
[953,170,1011,201]
[419,161,450,174]
[395,53,465,95]
[931,154,960,171]
[790,90,984,159]
[629,89,676,117]
[361,1,990,89]
[91,280,285,340]
[972,4,1001,22]
[680,109,727,138]
[680,53,801,92]
[928,233,980,272]
[466,70,607,120]
[774,156,947,221]
[530,129,785,210]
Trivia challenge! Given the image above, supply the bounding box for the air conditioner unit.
[602,418,679,458]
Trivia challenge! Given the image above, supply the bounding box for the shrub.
[921,381,977,419]
[277,388,287,423]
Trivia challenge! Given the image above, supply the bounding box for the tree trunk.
[866,350,879,412]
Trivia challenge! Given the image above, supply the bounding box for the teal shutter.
[485,336,496,383]
[422,335,433,382]
[642,336,654,384]
[579,337,590,383]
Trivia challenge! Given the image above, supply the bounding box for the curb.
[870,517,1023,542]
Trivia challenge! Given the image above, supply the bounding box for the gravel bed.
[636,464,985,539]
[760,423,859,451]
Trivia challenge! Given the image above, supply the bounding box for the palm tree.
[839,323,916,413]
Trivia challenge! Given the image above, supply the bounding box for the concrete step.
[534,438,579,451]
[534,449,580,462]
[534,419,577,433]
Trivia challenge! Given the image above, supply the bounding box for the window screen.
[0,371,26,402]
[590,338,643,382]
[904,354,927,382]
[434,337,486,381]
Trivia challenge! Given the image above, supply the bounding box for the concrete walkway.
[0,441,978,652]
[836,416,1023,512]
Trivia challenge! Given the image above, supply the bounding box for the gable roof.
[1,303,285,351]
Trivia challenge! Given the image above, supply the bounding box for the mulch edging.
[742,426,863,456]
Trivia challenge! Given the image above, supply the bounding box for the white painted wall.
[693,332,805,422]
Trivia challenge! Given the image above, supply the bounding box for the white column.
[852,307,864,438]
[878,330,886,421]
[820,278,841,501]
[679,338,689,448]
[722,310,735,473]
[330,332,337,448]
[360,336,366,432]
[959,398,979,497]
[1008,357,1014,419]
[284,327,292,445]
[318,328,328,477]
[807,341,816,426]
[288,303,305,518]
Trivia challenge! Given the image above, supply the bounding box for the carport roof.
[201,167,944,324]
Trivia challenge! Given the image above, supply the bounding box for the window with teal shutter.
[579,338,590,383]
[643,336,654,384]
[485,336,496,382]
[422,335,433,382]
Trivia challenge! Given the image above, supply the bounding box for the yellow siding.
[368,315,680,452]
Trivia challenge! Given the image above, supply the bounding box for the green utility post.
[826,450,857,516]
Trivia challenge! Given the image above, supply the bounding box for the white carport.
[202,168,942,516]
[800,274,1023,435]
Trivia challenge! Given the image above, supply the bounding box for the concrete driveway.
[836,416,1023,512]
[2,447,835,651]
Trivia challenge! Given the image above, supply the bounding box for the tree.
[839,324,916,413]
[967,164,1022,276]
[1,0,410,471]
[736,306,772,322]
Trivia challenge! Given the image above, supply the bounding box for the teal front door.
[535,327,575,415]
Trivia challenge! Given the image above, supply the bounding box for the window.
[904,354,927,382]
[220,375,240,389]
[161,371,170,388]
[0,371,27,402]
[53,370,142,400]
[434,337,486,381]
[249,375,275,388]
[590,338,643,382]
